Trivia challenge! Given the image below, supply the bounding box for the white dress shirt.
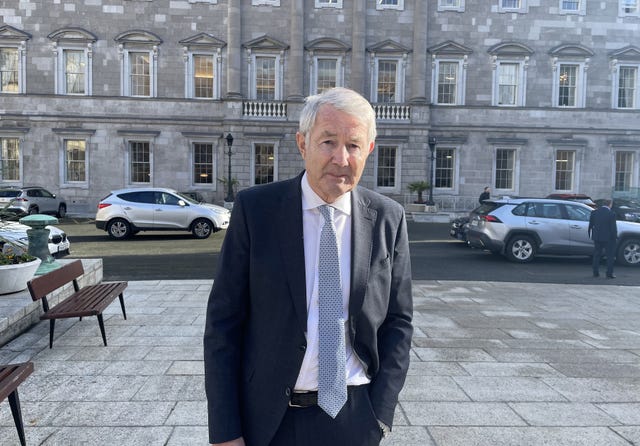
[294,173,370,391]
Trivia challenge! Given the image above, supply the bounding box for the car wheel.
[107,218,131,239]
[506,235,536,263]
[616,238,640,266]
[192,218,213,239]
[57,204,67,218]
[28,206,39,215]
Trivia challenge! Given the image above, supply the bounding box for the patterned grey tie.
[317,205,347,418]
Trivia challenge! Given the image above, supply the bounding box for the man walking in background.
[589,199,618,278]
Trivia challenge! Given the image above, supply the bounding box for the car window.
[27,189,40,197]
[473,202,500,216]
[157,192,181,206]
[40,189,54,198]
[565,204,590,222]
[0,190,20,198]
[119,191,156,204]
[524,202,562,219]
[512,203,527,216]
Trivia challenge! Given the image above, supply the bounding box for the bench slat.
[0,363,34,402]
[40,282,128,320]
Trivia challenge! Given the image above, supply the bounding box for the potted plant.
[407,181,430,204]
[0,222,42,295]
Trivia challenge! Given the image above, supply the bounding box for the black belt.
[289,386,363,408]
[289,391,318,407]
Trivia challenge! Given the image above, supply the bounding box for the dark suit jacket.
[203,172,413,445]
[588,206,618,242]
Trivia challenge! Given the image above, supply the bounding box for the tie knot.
[319,205,335,222]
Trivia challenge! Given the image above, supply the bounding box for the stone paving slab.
[0,280,638,445]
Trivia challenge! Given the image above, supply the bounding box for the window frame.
[0,136,22,182]
[371,57,405,103]
[310,55,343,95]
[376,0,404,11]
[0,25,30,94]
[491,58,528,107]
[498,0,528,13]
[620,0,640,17]
[438,0,465,12]
[613,63,639,109]
[126,140,153,185]
[614,151,636,192]
[374,144,401,194]
[315,0,342,8]
[252,0,280,6]
[553,149,577,192]
[55,47,91,95]
[552,60,588,108]
[433,146,458,193]
[62,138,88,186]
[432,58,466,105]
[493,147,519,194]
[251,141,278,186]
[191,141,216,187]
[559,0,586,15]
[186,51,220,100]
[115,31,161,98]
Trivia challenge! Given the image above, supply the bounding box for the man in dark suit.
[204,87,413,446]
[588,199,618,278]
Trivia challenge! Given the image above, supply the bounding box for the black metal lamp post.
[225,133,234,202]
[426,136,437,206]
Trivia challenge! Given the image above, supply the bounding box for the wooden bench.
[0,362,34,446]
[27,260,128,348]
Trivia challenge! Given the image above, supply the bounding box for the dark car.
[595,198,640,223]
[545,193,596,209]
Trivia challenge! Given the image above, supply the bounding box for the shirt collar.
[301,172,351,216]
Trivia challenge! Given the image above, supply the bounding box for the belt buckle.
[288,390,310,408]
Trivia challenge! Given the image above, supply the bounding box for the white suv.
[95,188,230,239]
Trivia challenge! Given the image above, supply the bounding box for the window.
[129,141,151,184]
[193,143,214,185]
[617,66,638,109]
[375,59,399,103]
[555,150,575,191]
[495,148,515,190]
[180,33,225,100]
[255,56,276,101]
[435,148,455,189]
[438,0,465,12]
[375,145,399,191]
[64,139,86,183]
[615,152,634,192]
[497,63,519,106]
[0,48,19,93]
[253,143,275,185]
[0,137,20,181]
[499,0,527,12]
[316,0,342,7]
[550,45,593,108]
[488,43,532,107]
[0,25,30,94]
[560,0,585,14]
[377,0,404,10]
[49,28,96,95]
[437,61,459,105]
[115,30,161,98]
[620,0,639,16]
[252,0,280,6]
[315,58,339,94]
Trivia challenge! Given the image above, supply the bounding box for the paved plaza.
[1,279,640,445]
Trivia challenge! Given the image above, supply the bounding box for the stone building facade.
[0,0,639,214]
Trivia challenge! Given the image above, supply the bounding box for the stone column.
[410,0,428,104]
[287,0,305,101]
[226,0,242,98]
[350,0,366,94]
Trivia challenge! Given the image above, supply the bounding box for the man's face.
[296,105,374,203]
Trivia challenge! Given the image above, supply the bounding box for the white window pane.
[435,148,455,188]
[256,57,276,101]
[615,152,633,191]
[65,139,86,182]
[555,150,574,190]
[0,138,20,180]
[618,66,637,108]
[64,50,85,94]
[498,63,518,105]
[438,62,458,104]
[194,54,214,98]
[0,48,19,93]
[558,65,577,106]
[377,60,397,103]
[129,52,150,97]
[376,146,397,188]
[317,58,337,93]
[193,143,213,184]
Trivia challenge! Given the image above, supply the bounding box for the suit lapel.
[349,188,376,319]
[277,174,308,334]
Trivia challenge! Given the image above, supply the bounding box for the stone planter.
[0,258,42,295]
[406,203,426,213]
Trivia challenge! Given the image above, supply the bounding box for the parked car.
[449,216,470,243]
[594,198,640,223]
[466,197,640,266]
[0,219,71,258]
[95,187,231,239]
[0,186,67,217]
[546,193,597,209]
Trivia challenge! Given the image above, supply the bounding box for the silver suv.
[466,198,640,266]
[95,187,230,239]
[0,186,67,217]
